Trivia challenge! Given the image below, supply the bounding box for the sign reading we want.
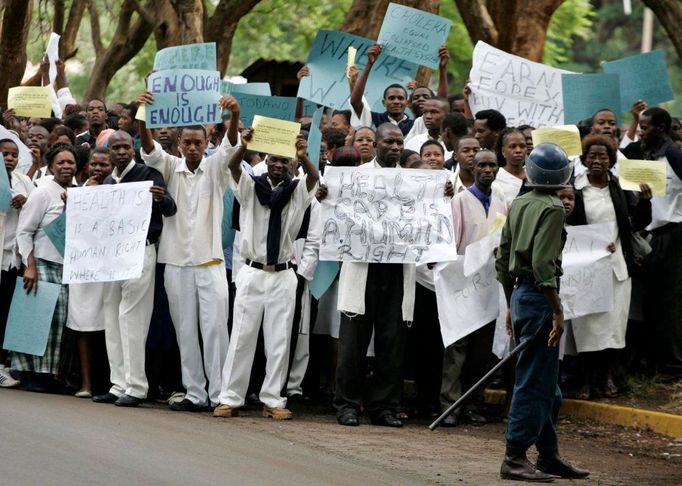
[320,167,458,264]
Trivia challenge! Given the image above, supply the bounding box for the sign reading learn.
[377,3,451,69]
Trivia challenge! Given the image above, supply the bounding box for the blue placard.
[297,30,418,112]
[307,106,325,169]
[302,100,320,118]
[146,69,222,128]
[3,277,61,356]
[153,42,216,71]
[221,81,272,96]
[0,154,11,212]
[561,73,621,124]
[43,211,65,256]
[602,49,674,112]
[310,261,340,300]
[232,93,298,127]
[377,3,451,69]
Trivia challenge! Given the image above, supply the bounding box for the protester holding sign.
[569,135,652,397]
[0,140,34,388]
[138,92,241,412]
[214,128,318,421]
[13,144,76,391]
[91,131,176,408]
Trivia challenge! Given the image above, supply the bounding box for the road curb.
[484,389,682,438]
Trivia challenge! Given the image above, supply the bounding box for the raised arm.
[295,137,319,192]
[437,45,450,98]
[462,82,474,120]
[295,66,310,121]
[219,95,240,146]
[350,44,381,119]
[229,128,252,184]
[136,90,155,155]
[626,100,647,143]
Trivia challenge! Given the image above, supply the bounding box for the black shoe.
[115,394,143,407]
[500,447,554,482]
[464,409,487,425]
[246,392,263,407]
[370,412,403,428]
[537,451,590,479]
[337,411,360,426]
[169,398,206,412]
[440,413,459,427]
[92,392,119,404]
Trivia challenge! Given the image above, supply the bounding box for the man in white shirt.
[213,129,319,420]
[405,97,452,159]
[138,92,242,411]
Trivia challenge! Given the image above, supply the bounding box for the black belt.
[245,259,294,272]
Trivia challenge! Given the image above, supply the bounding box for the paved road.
[2,389,680,485]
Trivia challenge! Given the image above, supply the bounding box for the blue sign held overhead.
[153,42,217,71]
[221,81,272,97]
[561,73,621,125]
[377,3,451,69]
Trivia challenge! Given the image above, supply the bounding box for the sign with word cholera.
[320,167,458,264]
[64,181,153,284]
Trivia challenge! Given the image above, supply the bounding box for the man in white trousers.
[138,92,242,411]
[92,130,177,407]
[214,129,319,420]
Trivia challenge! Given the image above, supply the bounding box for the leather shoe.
[169,398,206,412]
[115,394,143,407]
[213,404,239,418]
[92,392,119,404]
[370,412,403,428]
[440,413,459,427]
[262,406,293,420]
[537,451,590,479]
[500,447,554,482]
[337,412,359,426]
[463,409,487,425]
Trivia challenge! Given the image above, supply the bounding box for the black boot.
[537,451,590,479]
[500,447,554,482]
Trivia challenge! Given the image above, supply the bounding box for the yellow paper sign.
[618,159,667,196]
[7,86,52,118]
[249,115,301,158]
[531,125,582,157]
[135,104,146,122]
[489,213,507,235]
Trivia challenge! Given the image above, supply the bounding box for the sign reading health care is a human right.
[469,41,573,127]
[377,3,451,69]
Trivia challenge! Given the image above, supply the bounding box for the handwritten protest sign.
[602,50,674,112]
[560,222,615,320]
[153,42,216,71]
[0,125,32,174]
[463,231,500,277]
[561,73,621,124]
[3,277,61,356]
[63,181,152,284]
[0,154,11,212]
[230,93,297,126]
[7,87,52,118]
[297,30,418,112]
[469,41,572,127]
[618,159,667,196]
[434,258,499,347]
[320,166,457,264]
[531,125,582,156]
[377,3,451,69]
[249,115,300,158]
[43,211,66,256]
[146,69,221,128]
[307,106,325,169]
[221,81,272,96]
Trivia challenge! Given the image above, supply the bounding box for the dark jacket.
[104,163,177,243]
[567,175,651,274]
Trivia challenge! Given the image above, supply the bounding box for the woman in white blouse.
[492,128,527,209]
[565,135,651,398]
[12,144,76,392]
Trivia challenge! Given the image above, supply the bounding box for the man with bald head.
[92,130,177,407]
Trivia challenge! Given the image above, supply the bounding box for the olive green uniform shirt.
[495,190,566,290]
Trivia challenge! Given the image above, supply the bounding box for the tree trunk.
[0,0,32,107]
[641,0,682,61]
[151,0,205,49]
[454,0,564,61]
[341,0,389,38]
[60,0,87,60]
[85,0,154,100]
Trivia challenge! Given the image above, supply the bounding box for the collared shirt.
[404,131,453,160]
[17,179,67,265]
[468,184,491,216]
[452,189,507,255]
[492,167,524,210]
[141,137,240,266]
[232,169,317,265]
[110,159,136,183]
[496,190,566,289]
[1,171,34,270]
[351,99,414,136]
